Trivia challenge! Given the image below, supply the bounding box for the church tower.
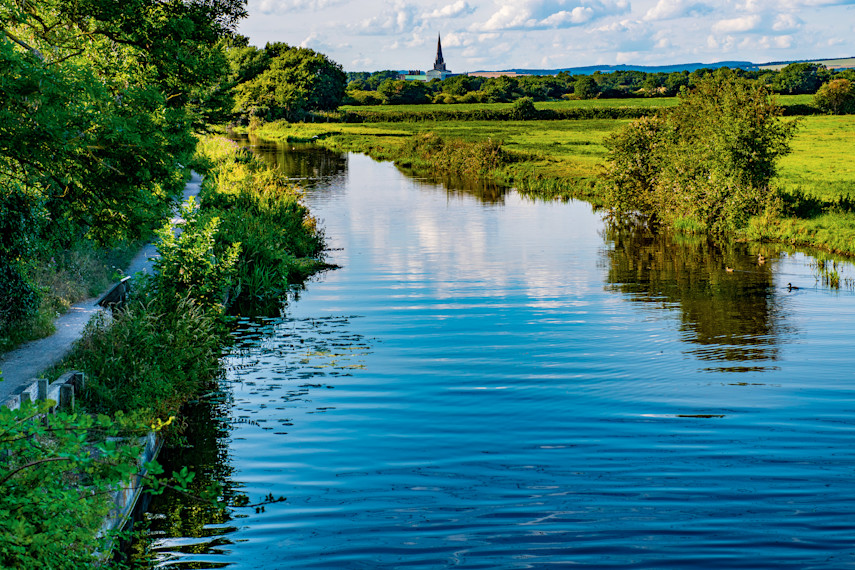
[433,34,447,72]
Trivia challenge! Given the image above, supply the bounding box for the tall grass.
[197,138,327,314]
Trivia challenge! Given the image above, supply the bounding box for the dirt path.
[0,172,203,403]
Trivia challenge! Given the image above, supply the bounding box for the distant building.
[400,35,454,81]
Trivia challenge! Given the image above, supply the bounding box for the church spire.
[433,34,446,72]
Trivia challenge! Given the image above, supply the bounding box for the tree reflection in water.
[602,216,789,372]
[230,133,349,191]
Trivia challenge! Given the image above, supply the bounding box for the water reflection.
[231,132,509,205]
[399,167,510,205]
[136,141,855,569]
[603,217,787,372]
[229,133,348,190]
[133,392,240,568]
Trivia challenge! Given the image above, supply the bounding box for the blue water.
[144,146,855,569]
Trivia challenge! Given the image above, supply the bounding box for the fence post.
[59,383,75,411]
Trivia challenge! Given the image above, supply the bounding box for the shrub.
[153,201,241,314]
[814,79,855,115]
[400,132,509,178]
[604,69,797,235]
[511,97,539,120]
[0,401,149,568]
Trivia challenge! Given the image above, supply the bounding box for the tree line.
[344,63,855,107]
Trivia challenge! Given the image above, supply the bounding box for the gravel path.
[0,172,203,403]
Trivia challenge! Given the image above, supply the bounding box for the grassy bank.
[1,137,326,567]
[250,99,855,255]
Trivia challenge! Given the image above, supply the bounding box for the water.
[138,139,855,569]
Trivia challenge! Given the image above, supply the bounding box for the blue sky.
[238,0,855,71]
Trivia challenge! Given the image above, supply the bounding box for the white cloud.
[772,13,801,31]
[711,15,762,33]
[423,0,476,18]
[471,0,628,31]
[254,0,347,14]
[353,0,419,34]
[238,0,855,71]
[643,0,713,21]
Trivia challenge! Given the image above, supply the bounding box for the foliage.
[772,63,830,95]
[813,79,855,115]
[399,132,510,178]
[0,0,245,337]
[233,43,346,121]
[0,398,224,568]
[67,293,225,419]
[153,201,241,313]
[1,239,140,355]
[604,69,798,234]
[0,401,143,567]
[346,70,400,91]
[195,138,326,314]
[377,79,431,105]
[511,97,538,120]
[574,76,599,99]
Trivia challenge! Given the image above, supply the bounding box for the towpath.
[0,173,203,403]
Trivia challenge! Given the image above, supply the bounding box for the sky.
[238,0,855,72]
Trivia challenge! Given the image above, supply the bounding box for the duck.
[757,254,766,265]
[725,266,734,273]
[787,282,799,291]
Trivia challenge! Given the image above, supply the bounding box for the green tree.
[574,76,599,99]
[772,63,829,95]
[480,76,520,103]
[377,79,430,105]
[605,69,797,234]
[0,0,246,335]
[233,44,346,120]
[813,78,855,114]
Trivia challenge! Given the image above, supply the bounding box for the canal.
[138,138,855,569]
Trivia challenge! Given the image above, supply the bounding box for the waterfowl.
[725,266,734,273]
[787,282,799,291]
[757,254,766,265]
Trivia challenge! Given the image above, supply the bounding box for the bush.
[511,97,538,120]
[0,401,149,568]
[400,132,509,178]
[814,78,855,115]
[604,69,797,235]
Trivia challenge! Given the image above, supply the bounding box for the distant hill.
[469,56,855,76]
[477,61,757,76]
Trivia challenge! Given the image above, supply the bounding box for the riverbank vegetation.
[2,0,328,561]
[0,0,245,355]
[1,136,325,567]
[249,74,855,255]
[604,70,798,236]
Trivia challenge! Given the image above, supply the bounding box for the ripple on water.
[142,149,855,569]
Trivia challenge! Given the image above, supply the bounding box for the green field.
[760,58,855,71]
[340,98,680,114]
[340,94,812,114]
[778,115,855,201]
[254,100,855,255]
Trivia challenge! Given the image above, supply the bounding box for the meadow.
[254,99,855,254]
[338,94,813,114]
